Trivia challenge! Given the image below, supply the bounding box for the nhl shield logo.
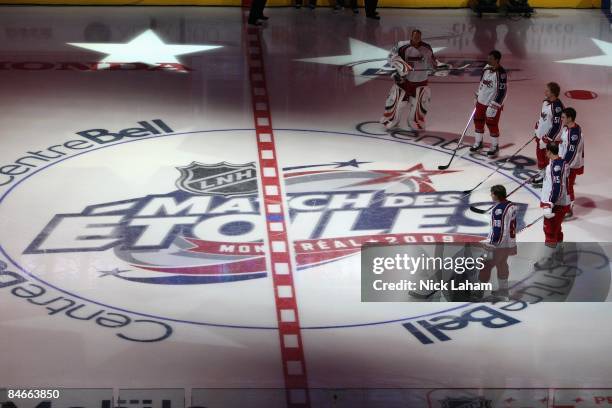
[176,161,258,196]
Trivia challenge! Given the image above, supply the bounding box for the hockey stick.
[438,107,476,170]
[431,63,471,77]
[517,215,544,234]
[341,60,473,82]
[408,242,448,300]
[439,63,471,71]
[462,135,537,196]
[477,216,542,252]
[469,169,545,214]
[377,63,471,75]
[477,214,544,247]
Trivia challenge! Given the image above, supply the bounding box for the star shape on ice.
[296,38,444,86]
[333,159,371,168]
[556,38,612,68]
[347,163,458,192]
[99,268,131,278]
[68,29,222,66]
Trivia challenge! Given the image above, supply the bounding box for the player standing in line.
[558,107,584,219]
[531,82,564,187]
[380,29,440,131]
[539,142,570,264]
[470,50,508,157]
[475,185,517,301]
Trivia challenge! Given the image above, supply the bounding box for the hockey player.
[477,185,517,300]
[380,29,440,131]
[558,107,584,218]
[532,82,564,187]
[540,142,570,248]
[470,50,508,157]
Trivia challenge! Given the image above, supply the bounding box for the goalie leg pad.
[407,85,431,130]
[380,84,407,129]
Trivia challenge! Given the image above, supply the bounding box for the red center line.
[243,19,311,408]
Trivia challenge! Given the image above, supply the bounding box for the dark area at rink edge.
[0,3,256,6]
[359,241,612,303]
[2,388,612,408]
[0,3,474,6]
[0,3,410,6]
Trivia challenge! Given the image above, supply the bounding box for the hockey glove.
[392,72,404,85]
[538,136,552,150]
[486,103,499,118]
[543,207,555,219]
[480,239,495,250]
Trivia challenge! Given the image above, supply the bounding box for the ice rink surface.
[1,5,611,407]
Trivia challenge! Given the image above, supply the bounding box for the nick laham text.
[373,280,492,292]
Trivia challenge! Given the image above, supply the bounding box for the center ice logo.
[24,160,518,285]
[176,162,258,196]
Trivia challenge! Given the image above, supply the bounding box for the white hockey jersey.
[535,98,564,146]
[487,200,517,248]
[476,64,508,107]
[540,157,570,208]
[389,41,436,83]
[559,124,584,171]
